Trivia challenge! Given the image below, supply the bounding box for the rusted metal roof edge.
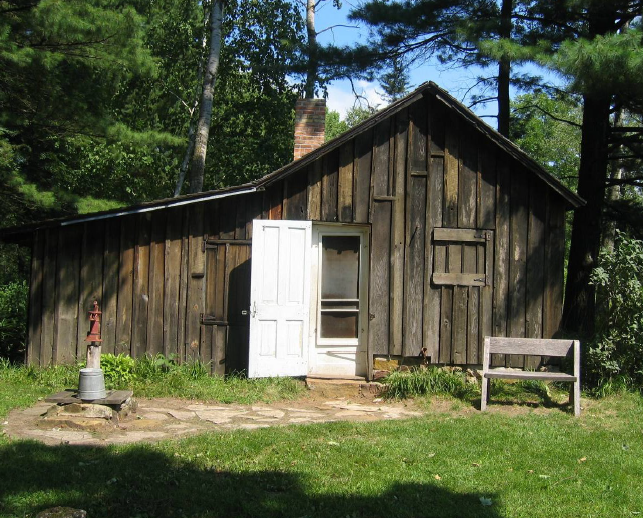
[0,185,257,241]
[427,83,585,209]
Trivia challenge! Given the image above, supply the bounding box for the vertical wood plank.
[101,219,120,356]
[479,235,494,363]
[338,142,354,222]
[177,209,190,361]
[234,195,247,240]
[458,129,478,228]
[28,231,45,365]
[525,179,547,369]
[449,235,466,363]
[391,109,408,355]
[493,160,510,366]
[508,168,529,368]
[307,162,322,220]
[479,147,497,229]
[478,147,496,360]
[284,171,308,221]
[452,285,468,364]
[543,199,565,340]
[245,192,263,239]
[214,325,227,375]
[463,243,479,364]
[459,128,478,364]
[146,211,166,356]
[439,287,453,363]
[41,229,58,366]
[163,207,183,359]
[443,115,460,228]
[353,130,373,223]
[77,222,104,358]
[55,227,81,364]
[131,213,151,358]
[403,177,427,357]
[321,149,339,222]
[116,216,135,355]
[425,100,445,363]
[186,204,205,360]
[372,121,391,198]
[368,201,392,355]
[219,197,236,239]
[267,184,283,221]
[403,105,427,357]
[212,243,228,375]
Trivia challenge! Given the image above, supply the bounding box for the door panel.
[248,220,312,377]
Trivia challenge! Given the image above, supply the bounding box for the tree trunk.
[175,12,210,197]
[497,0,512,137]
[562,5,616,338]
[601,107,624,253]
[562,93,611,338]
[304,0,317,99]
[189,0,223,194]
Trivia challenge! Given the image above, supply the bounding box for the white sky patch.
[326,80,388,119]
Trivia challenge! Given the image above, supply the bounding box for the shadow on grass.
[481,381,574,413]
[0,441,501,518]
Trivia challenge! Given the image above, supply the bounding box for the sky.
[312,0,563,129]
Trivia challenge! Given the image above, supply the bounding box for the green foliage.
[325,106,375,142]
[510,92,582,192]
[589,231,643,388]
[383,367,478,400]
[378,56,411,103]
[325,109,348,141]
[99,353,136,386]
[0,280,28,361]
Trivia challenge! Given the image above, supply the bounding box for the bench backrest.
[485,337,575,357]
[483,337,580,374]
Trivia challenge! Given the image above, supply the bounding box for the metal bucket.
[78,368,106,400]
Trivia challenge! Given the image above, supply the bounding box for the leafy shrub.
[133,353,179,380]
[383,367,478,400]
[589,231,643,389]
[0,280,28,361]
[100,353,136,386]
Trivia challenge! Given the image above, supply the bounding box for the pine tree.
[522,0,643,337]
[345,0,534,136]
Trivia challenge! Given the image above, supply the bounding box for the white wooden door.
[248,220,312,378]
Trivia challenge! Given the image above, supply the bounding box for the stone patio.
[2,393,423,447]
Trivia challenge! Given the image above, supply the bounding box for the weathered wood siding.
[27,94,567,370]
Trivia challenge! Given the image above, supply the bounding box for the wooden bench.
[481,337,581,416]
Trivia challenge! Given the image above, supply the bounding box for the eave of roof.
[0,81,584,242]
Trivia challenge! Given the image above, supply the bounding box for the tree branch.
[316,24,359,35]
[512,104,582,128]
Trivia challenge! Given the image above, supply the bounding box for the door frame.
[308,223,370,377]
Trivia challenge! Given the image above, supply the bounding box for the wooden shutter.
[431,228,493,286]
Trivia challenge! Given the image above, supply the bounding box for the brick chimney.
[293,98,325,161]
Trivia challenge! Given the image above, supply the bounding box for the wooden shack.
[0,82,583,378]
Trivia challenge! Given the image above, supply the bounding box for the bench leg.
[481,377,489,411]
[571,380,581,417]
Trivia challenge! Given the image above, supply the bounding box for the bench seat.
[484,369,577,382]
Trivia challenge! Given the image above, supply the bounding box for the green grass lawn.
[1,366,642,518]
